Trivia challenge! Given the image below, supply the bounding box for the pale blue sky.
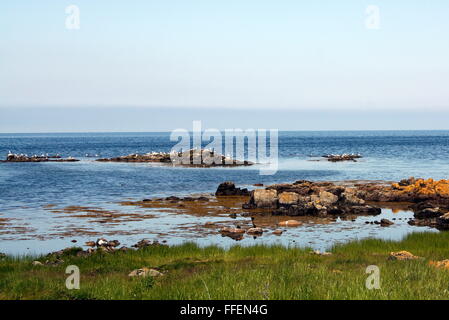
[1,1,449,131]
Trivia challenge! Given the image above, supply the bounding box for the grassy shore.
[2,231,449,300]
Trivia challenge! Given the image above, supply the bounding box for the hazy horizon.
[2,107,449,133]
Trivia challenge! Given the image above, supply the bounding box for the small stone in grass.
[388,251,420,261]
[128,268,163,277]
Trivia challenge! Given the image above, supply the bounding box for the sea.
[1,130,448,255]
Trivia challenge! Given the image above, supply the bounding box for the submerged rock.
[220,227,245,235]
[247,227,264,235]
[278,220,302,227]
[380,218,394,226]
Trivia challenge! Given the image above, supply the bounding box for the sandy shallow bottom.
[0,194,438,256]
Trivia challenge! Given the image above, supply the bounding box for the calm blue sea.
[0,131,448,254]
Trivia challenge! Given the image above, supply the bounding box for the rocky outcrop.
[97,149,254,167]
[323,154,362,162]
[97,152,172,163]
[2,153,79,162]
[215,182,250,196]
[215,178,449,225]
[243,180,381,217]
[392,177,449,199]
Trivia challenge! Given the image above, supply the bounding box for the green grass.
[2,232,449,299]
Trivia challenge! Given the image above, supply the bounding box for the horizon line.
[2,129,449,135]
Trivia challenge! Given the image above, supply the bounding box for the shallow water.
[0,131,447,255]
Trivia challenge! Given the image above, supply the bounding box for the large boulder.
[341,190,365,205]
[253,189,278,208]
[278,192,300,206]
[311,191,338,207]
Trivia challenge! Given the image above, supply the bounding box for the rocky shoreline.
[4,176,449,254]
[115,177,449,243]
[213,177,449,230]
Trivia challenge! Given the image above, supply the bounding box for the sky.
[1,1,449,132]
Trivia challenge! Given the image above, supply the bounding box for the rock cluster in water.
[214,177,449,230]
[215,182,250,196]
[242,180,381,216]
[322,154,362,162]
[97,149,253,167]
[2,153,79,162]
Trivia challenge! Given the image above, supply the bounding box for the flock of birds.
[322,153,362,158]
[6,150,362,162]
[6,151,101,159]
[7,151,62,159]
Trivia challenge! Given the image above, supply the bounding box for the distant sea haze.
[2,107,449,132]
